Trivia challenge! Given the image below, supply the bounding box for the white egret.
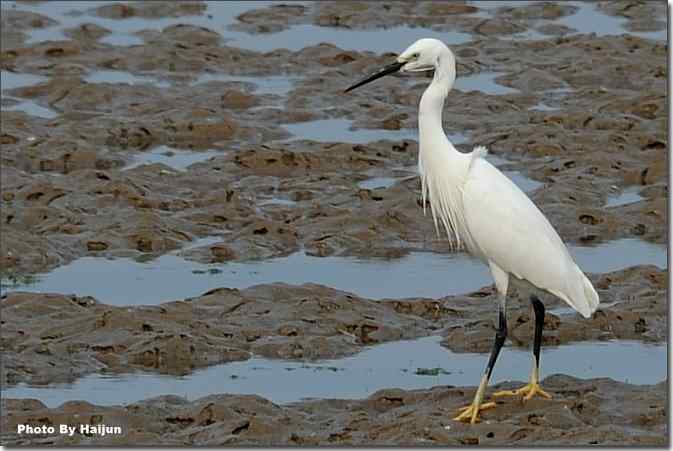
[345,38,599,424]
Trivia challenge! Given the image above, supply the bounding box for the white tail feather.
[557,268,599,319]
[580,272,600,317]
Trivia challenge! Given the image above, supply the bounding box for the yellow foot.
[493,382,552,401]
[453,401,496,424]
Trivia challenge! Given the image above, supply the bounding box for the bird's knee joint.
[530,296,545,315]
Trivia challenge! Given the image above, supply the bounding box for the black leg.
[491,296,551,402]
[454,299,508,423]
[485,303,507,379]
[530,295,545,368]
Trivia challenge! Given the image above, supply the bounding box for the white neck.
[418,50,456,142]
[417,48,472,252]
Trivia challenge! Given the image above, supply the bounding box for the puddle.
[179,236,223,252]
[282,119,416,144]
[358,177,399,190]
[557,1,666,41]
[0,71,48,92]
[547,304,576,316]
[84,70,171,88]
[3,0,663,60]
[357,170,540,193]
[1,250,488,305]
[123,145,220,171]
[193,74,295,95]
[281,118,467,145]
[528,87,575,110]
[230,24,472,53]
[468,0,546,10]
[2,1,145,45]
[549,300,620,317]
[83,70,294,96]
[2,1,471,54]
[503,170,543,193]
[3,238,666,306]
[528,102,559,112]
[259,198,298,207]
[1,71,58,118]
[540,87,574,103]
[0,1,287,47]
[468,1,665,42]
[3,337,665,408]
[454,72,519,95]
[98,31,144,47]
[2,98,58,119]
[483,155,543,192]
[605,186,644,208]
[571,239,666,274]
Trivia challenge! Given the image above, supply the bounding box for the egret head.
[398,38,450,72]
[345,38,453,93]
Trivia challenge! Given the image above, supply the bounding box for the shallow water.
[571,239,665,274]
[281,118,470,145]
[2,98,58,119]
[468,1,665,42]
[1,1,297,48]
[557,1,666,41]
[549,300,621,317]
[3,0,659,120]
[503,170,543,193]
[282,119,416,143]
[357,169,542,194]
[483,155,544,193]
[123,145,221,171]
[0,71,48,91]
[2,0,666,427]
[3,0,664,59]
[540,87,574,104]
[528,102,559,112]
[358,177,399,190]
[1,249,486,303]
[83,70,171,88]
[1,71,58,118]
[14,66,293,98]
[454,72,519,96]
[258,198,298,207]
[192,74,296,95]
[280,118,455,144]
[469,0,545,10]
[2,238,665,306]
[232,24,472,53]
[3,337,665,408]
[1,1,470,54]
[605,186,644,208]
[2,0,154,45]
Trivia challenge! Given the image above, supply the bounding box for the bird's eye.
[412,52,420,59]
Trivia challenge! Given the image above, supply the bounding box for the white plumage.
[465,156,598,317]
[408,38,598,318]
[421,137,598,317]
[345,37,599,424]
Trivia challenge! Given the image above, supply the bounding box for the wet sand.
[0,0,668,446]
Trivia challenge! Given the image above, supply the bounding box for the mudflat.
[0,0,667,446]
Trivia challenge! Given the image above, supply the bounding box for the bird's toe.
[453,401,496,424]
[493,383,552,401]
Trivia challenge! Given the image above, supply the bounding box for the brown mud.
[1,262,666,386]
[0,0,668,446]
[1,376,666,446]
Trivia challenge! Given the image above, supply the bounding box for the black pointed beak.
[344,61,405,93]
